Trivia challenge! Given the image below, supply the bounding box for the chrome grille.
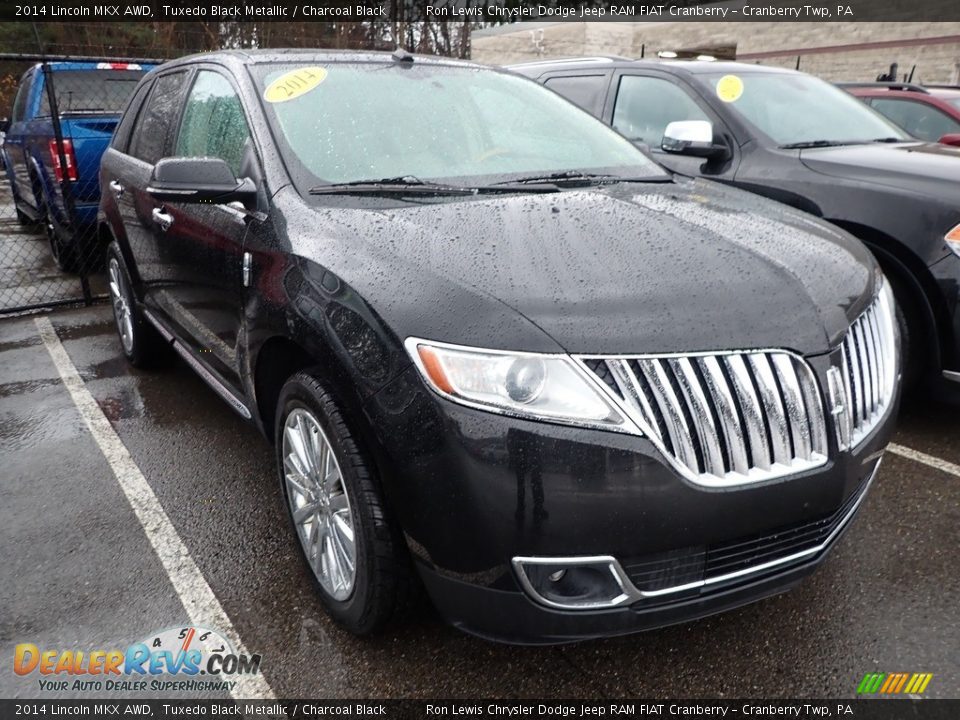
[580,351,828,487]
[838,284,898,448]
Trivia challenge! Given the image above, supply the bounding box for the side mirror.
[937,133,960,147]
[661,120,731,161]
[147,157,257,206]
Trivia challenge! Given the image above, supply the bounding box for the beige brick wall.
[473,22,960,84]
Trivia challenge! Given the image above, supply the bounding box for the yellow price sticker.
[716,75,744,103]
[263,66,328,103]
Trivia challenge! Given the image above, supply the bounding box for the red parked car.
[841,82,960,146]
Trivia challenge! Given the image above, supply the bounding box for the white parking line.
[888,442,960,479]
[35,317,275,700]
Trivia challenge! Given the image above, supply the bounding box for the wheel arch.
[829,218,950,371]
[251,333,399,497]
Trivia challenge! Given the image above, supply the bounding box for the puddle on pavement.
[0,378,60,398]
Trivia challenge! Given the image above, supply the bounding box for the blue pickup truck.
[2,61,154,272]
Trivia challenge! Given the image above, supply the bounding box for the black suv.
[512,58,960,390]
[100,50,898,644]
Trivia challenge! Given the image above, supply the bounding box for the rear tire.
[276,371,416,635]
[40,196,79,274]
[106,242,169,368]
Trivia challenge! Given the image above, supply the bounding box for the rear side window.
[11,74,32,122]
[39,70,145,116]
[111,80,153,152]
[612,75,710,146]
[175,71,251,176]
[130,71,188,165]
[544,75,606,114]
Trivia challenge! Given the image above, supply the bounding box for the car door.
[5,69,36,209]
[604,71,740,180]
[150,67,258,383]
[121,69,191,300]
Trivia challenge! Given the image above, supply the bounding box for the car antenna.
[392,48,415,65]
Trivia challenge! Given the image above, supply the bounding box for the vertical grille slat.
[638,359,700,472]
[699,356,751,476]
[747,354,792,465]
[838,289,898,447]
[855,318,876,418]
[771,354,812,460]
[725,354,772,471]
[865,313,883,417]
[849,326,867,422]
[669,357,726,476]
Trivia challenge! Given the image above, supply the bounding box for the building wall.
[472,22,960,84]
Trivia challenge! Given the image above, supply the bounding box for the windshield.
[252,62,666,190]
[41,70,145,115]
[696,72,909,146]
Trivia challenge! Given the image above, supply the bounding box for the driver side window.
[175,71,251,176]
[612,75,710,147]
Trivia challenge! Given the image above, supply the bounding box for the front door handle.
[151,207,173,232]
[109,179,123,199]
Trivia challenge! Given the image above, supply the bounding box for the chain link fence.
[0,20,471,315]
[0,54,164,313]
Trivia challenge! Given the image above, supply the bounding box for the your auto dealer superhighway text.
[426,705,848,717]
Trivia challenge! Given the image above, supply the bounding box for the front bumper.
[366,357,895,644]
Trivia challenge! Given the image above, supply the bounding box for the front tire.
[276,371,414,635]
[106,242,168,368]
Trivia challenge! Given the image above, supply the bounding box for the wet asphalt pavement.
[1,304,958,700]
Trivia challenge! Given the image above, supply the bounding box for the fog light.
[513,556,633,610]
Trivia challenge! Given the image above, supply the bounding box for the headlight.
[405,338,633,432]
[947,223,960,257]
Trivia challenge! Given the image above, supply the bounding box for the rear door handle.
[151,207,173,232]
[109,179,123,199]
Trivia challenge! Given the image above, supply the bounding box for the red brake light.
[48,139,78,183]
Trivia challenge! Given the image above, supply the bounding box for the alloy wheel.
[282,408,356,601]
[108,258,134,354]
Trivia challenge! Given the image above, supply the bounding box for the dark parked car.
[513,58,960,390]
[1,61,154,271]
[841,82,960,146]
[100,50,899,643]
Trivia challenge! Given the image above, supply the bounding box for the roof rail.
[835,81,929,94]
[508,55,632,68]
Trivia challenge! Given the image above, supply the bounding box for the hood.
[291,178,876,357]
[800,141,960,198]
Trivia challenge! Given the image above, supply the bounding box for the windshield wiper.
[309,175,558,196]
[779,140,858,149]
[310,176,475,196]
[492,170,666,187]
[869,137,907,143]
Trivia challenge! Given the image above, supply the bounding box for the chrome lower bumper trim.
[514,458,881,610]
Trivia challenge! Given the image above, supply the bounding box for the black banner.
[2,0,959,23]
[2,700,959,720]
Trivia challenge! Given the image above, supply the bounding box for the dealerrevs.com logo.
[14,626,262,693]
